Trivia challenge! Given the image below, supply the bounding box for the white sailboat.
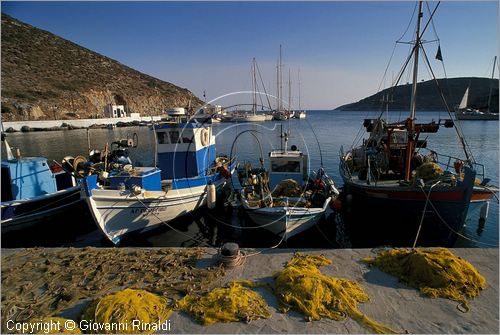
[456,57,499,120]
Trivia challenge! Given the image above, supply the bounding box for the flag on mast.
[435,45,443,61]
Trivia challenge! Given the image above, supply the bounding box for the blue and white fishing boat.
[1,136,80,232]
[81,108,235,244]
[239,128,339,239]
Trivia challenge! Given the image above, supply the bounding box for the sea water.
[2,110,498,248]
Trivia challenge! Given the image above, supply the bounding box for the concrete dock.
[1,247,498,334]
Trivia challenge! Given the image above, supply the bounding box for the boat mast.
[279,45,283,111]
[410,1,423,120]
[486,56,497,113]
[298,69,302,111]
[404,0,424,181]
[252,57,257,115]
[288,69,292,112]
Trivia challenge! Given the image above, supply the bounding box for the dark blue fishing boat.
[338,1,497,247]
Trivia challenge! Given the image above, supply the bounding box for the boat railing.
[339,146,352,180]
[421,148,486,181]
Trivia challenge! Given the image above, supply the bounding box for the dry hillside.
[1,14,202,121]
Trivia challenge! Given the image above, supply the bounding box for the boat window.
[391,132,407,144]
[157,132,169,144]
[272,160,301,173]
[169,131,181,143]
[181,130,194,143]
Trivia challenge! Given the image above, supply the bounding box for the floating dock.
[1,248,498,334]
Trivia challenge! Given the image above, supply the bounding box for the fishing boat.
[239,127,339,239]
[456,56,499,121]
[1,135,81,233]
[81,107,235,244]
[339,1,497,247]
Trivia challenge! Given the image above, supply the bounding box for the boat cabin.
[1,157,74,201]
[154,108,216,180]
[268,145,309,190]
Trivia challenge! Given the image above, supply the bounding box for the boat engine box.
[108,167,161,191]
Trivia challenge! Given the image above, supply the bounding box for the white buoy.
[479,201,490,221]
[207,183,216,209]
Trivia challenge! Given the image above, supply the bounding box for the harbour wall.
[2,116,162,131]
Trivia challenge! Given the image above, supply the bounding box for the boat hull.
[84,175,230,244]
[242,197,331,240]
[1,186,82,233]
[340,178,488,247]
[456,112,499,120]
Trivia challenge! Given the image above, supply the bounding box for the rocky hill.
[335,77,499,113]
[1,14,203,121]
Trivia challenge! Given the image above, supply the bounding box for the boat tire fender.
[201,128,210,146]
[207,183,216,209]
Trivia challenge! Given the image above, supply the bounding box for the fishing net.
[416,162,443,181]
[1,248,224,332]
[271,179,302,197]
[81,289,171,334]
[29,317,81,334]
[363,248,486,306]
[175,280,271,325]
[274,253,397,334]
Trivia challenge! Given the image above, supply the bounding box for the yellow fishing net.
[363,248,486,305]
[1,248,223,332]
[175,280,271,325]
[274,253,397,334]
[416,162,443,181]
[272,179,302,197]
[81,288,171,334]
[29,317,81,334]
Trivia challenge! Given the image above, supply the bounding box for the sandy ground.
[2,247,498,334]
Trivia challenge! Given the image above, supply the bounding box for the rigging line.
[420,45,475,164]
[376,42,399,93]
[376,42,417,121]
[256,61,273,110]
[133,195,214,248]
[204,206,292,230]
[304,118,323,167]
[425,1,441,41]
[244,223,288,258]
[419,1,441,43]
[424,193,499,248]
[413,181,441,248]
[397,1,419,42]
[229,129,264,191]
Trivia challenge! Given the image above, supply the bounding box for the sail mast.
[252,57,257,115]
[288,68,292,112]
[279,45,283,111]
[486,56,497,113]
[298,69,302,110]
[410,1,423,120]
[404,0,423,181]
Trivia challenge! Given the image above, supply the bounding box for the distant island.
[335,77,499,113]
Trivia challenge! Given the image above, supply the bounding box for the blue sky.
[2,1,498,109]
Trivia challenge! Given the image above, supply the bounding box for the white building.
[104,104,126,118]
